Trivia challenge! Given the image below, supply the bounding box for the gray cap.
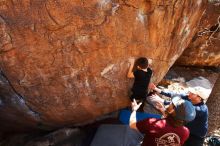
[172,96,196,122]
[188,87,211,101]
[186,76,212,102]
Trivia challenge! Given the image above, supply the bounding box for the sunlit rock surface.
[176,1,220,67]
[0,0,207,131]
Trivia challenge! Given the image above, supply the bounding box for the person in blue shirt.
[149,83,209,146]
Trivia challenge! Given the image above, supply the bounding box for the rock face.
[0,0,207,131]
[176,1,220,67]
[207,74,220,133]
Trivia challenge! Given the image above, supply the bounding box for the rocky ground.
[204,129,220,146]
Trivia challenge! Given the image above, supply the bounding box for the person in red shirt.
[129,96,196,146]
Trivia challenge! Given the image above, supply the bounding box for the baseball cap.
[186,76,212,101]
[171,96,196,122]
[188,87,211,101]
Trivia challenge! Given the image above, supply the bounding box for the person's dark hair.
[135,57,148,69]
[166,114,185,127]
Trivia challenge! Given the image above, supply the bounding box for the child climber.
[127,57,153,102]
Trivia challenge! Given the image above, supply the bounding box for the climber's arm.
[127,58,135,78]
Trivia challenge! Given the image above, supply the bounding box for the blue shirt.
[160,90,208,138]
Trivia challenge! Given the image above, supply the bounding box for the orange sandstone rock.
[0,0,207,131]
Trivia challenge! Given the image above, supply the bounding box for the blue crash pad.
[119,109,161,124]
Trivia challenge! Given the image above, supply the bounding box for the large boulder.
[176,1,220,67]
[0,0,207,131]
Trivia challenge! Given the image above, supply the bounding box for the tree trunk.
[207,74,220,133]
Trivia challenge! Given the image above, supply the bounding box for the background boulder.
[176,1,220,67]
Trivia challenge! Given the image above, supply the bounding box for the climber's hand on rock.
[128,58,135,65]
[148,58,153,67]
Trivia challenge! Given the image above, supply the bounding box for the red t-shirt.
[136,118,189,146]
